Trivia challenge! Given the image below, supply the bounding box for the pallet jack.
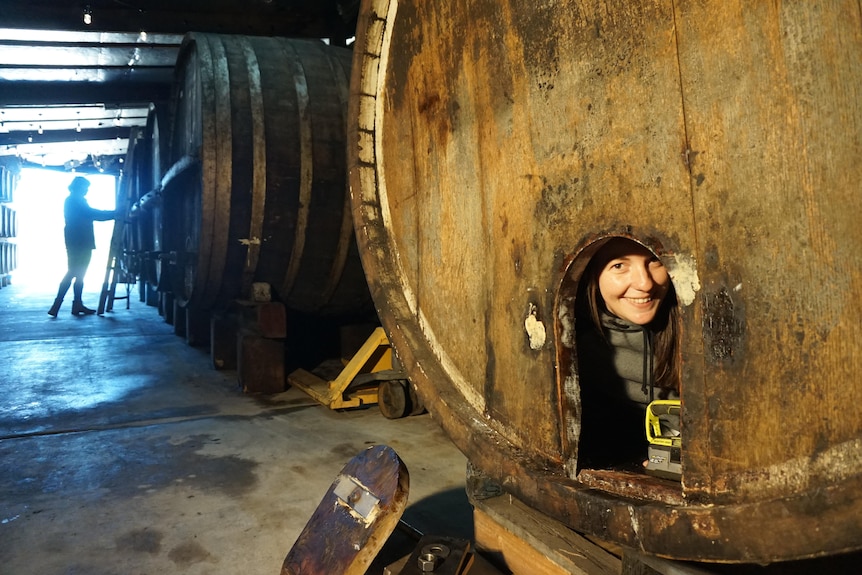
[287,327,425,418]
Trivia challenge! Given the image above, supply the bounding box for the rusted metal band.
[202,34,233,309]
[183,33,215,308]
[280,39,313,297]
[239,36,267,299]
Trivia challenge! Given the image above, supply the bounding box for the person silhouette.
[48,176,117,317]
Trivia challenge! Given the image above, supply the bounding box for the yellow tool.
[645,399,682,480]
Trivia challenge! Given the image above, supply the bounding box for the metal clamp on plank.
[333,474,380,525]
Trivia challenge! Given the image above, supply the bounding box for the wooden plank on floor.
[473,494,621,575]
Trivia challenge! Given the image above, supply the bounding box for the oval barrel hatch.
[163,33,373,316]
[347,0,862,564]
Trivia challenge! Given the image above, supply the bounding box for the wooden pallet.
[472,494,621,575]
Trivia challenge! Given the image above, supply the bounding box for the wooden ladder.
[97,184,133,315]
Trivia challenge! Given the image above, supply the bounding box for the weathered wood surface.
[347,0,862,563]
[280,444,409,575]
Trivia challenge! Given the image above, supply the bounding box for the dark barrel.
[126,102,170,291]
[347,0,862,564]
[164,32,371,315]
[0,162,18,286]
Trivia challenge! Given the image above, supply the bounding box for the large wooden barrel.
[0,161,19,286]
[127,102,170,291]
[164,32,372,316]
[117,122,154,292]
[348,0,862,564]
[0,204,14,238]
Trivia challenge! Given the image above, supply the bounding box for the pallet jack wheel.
[378,379,410,419]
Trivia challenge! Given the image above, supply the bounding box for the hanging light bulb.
[83,6,93,25]
[128,48,141,67]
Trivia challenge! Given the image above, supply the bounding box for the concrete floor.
[0,283,472,575]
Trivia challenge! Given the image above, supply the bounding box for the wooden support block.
[235,300,286,339]
[210,313,238,370]
[144,283,159,307]
[210,300,287,372]
[160,291,174,323]
[172,299,186,338]
[237,330,285,394]
[472,494,621,575]
[185,306,211,347]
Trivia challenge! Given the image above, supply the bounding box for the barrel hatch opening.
[556,235,684,499]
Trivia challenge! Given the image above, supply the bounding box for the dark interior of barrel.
[560,236,685,504]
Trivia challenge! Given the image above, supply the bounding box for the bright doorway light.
[11,168,116,298]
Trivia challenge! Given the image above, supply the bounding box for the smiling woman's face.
[596,239,670,326]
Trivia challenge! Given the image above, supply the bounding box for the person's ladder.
[97,185,133,315]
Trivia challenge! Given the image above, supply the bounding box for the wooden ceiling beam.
[0,126,132,147]
[0,1,358,40]
[0,81,171,107]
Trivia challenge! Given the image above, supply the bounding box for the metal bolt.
[417,552,438,572]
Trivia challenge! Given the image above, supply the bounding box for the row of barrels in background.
[0,204,17,286]
[124,34,371,319]
[0,163,17,203]
[1,204,18,239]
[0,164,17,287]
[119,0,862,567]
[120,32,374,375]
[0,240,17,281]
